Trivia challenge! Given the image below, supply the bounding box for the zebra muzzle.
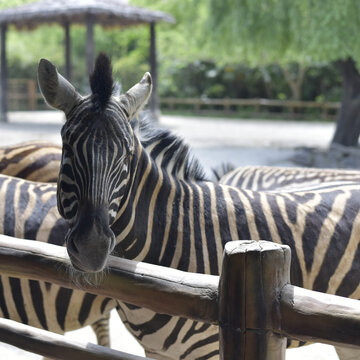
[65,206,116,273]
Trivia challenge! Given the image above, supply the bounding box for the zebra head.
[38,53,152,272]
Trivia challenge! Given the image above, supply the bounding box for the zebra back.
[0,141,61,182]
[220,165,360,191]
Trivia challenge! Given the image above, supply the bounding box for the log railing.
[0,318,150,360]
[6,78,340,119]
[160,97,340,119]
[0,235,359,359]
[8,79,43,111]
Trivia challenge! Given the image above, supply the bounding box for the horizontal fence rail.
[0,235,359,359]
[0,235,219,324]
[280,285,360,348]
[8,79,44,111]
[0,318,150,360]
[6,78,340,118]
[160,97,340,119]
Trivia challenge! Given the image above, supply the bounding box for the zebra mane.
[131,115,207,181]
[89,53,114,111]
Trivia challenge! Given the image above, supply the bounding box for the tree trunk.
[331,58,360,147]
[281,63,306,101]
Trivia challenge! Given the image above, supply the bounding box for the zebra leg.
[335,346,360,360]
[91,313,111,347]
[41,315,110,360]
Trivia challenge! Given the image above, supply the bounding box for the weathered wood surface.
[279,284,360,348]
[160,97,340,110]
[0,1,175,29]
[0,235,359,354]
[148,22,159,117]
[219,240,289,360]
[86,15,95,78]
[0,24,7,122]
[0,235,219,324]
[64,21,71,81]
[160,97,340,119]
[0,317,150,360]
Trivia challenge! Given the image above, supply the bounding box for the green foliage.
[207,0,360,67]
[0,0,36,9]
[160,59,342,102]
[96,26,150,90]
[130,0,211,63]
[7,25,64,78]
[0,0,348,103]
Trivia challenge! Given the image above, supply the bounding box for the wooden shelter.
[0,0,175,121]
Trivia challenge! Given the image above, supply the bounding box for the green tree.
[134,0,360,146]
[206,0,360,146]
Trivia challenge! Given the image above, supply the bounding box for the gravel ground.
[0,112,341,359]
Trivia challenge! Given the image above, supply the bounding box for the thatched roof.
[0,0,175,29]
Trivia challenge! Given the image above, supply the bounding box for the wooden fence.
[7,79,340,118]
[0,235,359,359]
[160,97,340,119]
[7,79,43,110]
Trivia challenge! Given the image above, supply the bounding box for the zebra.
[0,140,61,182]
[0,142,118,349]
[5,142,359,356]
[0,174,118,347]
[219,164,360,191]
[0,141,61,182]
[0,141,115,348]
[38,53,360,360]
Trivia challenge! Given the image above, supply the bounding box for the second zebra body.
[219,164,360,191]
[0,140,61,182]
[0,143,115,347]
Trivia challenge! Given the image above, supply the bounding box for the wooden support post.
[64,21,71,81]
[27,79,36,110]
[0,24,7,122]
[86,15,95,79]
[218,240,290,360]
[149,22,159,120]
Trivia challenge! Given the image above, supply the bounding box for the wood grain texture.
[0,235,219,324]
[218,240,289,360]
[0,317,150,360]
[0,236,360,357]
[279,284,360,348]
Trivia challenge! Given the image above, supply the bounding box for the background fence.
[160,97,340,119]
[7,79,340,119]
[0,236,359,359]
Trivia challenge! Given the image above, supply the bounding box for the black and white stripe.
[0,141,61,182]
[0,144,116,346]
[110,132,360,359]
[43,54,360,359]
[219,165,360,191]
[60,117,360,358]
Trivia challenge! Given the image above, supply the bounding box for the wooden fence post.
[27,79,36,110]
[218,240,291,360]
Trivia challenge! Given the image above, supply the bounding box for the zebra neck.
[112,140,234,273]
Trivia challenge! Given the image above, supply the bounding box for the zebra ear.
[118,72,152,119]
[38,59,82,115]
